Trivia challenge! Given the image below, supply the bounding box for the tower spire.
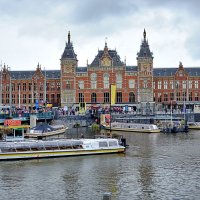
[104,37,108,53]
[105,37,108,48]
[68,31,71,44]
[143,28,146,40]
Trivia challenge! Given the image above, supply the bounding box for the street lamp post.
[8,66,12,117]
[18,83,21,109]
[44,67,47,123]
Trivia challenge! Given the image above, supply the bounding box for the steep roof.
[76,67,87,73]
[61,32,77,60]
[90,43,123,67]
[153,67,200,77]
[126,66,138,72]
[137,29,153,58]
[10,70,60,80]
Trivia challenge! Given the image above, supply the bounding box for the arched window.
[129,92,135,103]
[116,73,122,88]
[91,73,97,89]
[91,93,97,103]
[104,73,109,89]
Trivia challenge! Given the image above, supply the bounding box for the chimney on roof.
[179,61,183,69]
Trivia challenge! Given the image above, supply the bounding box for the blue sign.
[35,100,39,109]
[125,105,129,112]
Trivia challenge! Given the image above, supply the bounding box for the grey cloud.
[1,0,200,67]
[185,31,200,60]
[69,0,138,23]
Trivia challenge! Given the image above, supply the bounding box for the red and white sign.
[4,120,21,126]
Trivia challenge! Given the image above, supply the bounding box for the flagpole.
[44,67,47,123]
[110,84,116,132]
[18,83,21,109]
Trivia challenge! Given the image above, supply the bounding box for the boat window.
[15,129,23,138]
[29,142,46,151]
[99,141,108,148]
[109,141,118,147]
[0,143,16,153]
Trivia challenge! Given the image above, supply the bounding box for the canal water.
[0,129,200,200]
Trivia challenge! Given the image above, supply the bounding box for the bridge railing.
[0,112,53,120]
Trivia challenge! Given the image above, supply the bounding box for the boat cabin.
[0,119,30,141]
[0,138,122,154]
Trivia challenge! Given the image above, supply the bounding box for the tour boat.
[158,120,189,134]
[103,122,160,133]
[25,124,68,138]
[187,122,200,130]
[0,138,125,161]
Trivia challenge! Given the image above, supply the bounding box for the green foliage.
[74,122,80,128]
[0,127,12,140]
[91,122,99,131]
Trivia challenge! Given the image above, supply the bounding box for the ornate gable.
[90,42,123,67]
[100,43,112,67]
[32,63,44,80]
[175,62,188,77]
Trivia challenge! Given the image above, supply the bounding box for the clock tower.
[60,31,78,107]
[100,42,112,67]
[137,29,154,113]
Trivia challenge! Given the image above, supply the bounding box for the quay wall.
[51,113,200,128]
[51,115,94,129]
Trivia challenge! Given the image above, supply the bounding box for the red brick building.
[60,30,200,112]
[1,30,200,112]
[0,64,60,109]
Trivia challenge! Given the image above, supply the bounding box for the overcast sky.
[0,0,200,70]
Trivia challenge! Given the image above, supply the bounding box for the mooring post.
[102,192,111,200]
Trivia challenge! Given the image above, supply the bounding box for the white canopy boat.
[187,122,200,130]
[0,138,125,161]
[25,124,68,138]
[103,122,160,133]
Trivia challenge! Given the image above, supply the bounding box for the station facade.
[1,30,200,112]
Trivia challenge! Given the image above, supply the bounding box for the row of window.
[74,79,135,90]
[78,92,136,103]
[156,92,199,102]
[71,80,200,90]
[155,80,199,89]
[2,82,60,92]
[2,94,60,104]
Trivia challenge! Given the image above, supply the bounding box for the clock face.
[64,66,72,73]
[101,57,111,67]
[143,65,147,70]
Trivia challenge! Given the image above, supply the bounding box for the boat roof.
[112,122,155,126]
[31,123,55,131]
[81,138,118,142]
[0,138,118,143]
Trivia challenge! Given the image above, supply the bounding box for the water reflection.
[1,130,200,199]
